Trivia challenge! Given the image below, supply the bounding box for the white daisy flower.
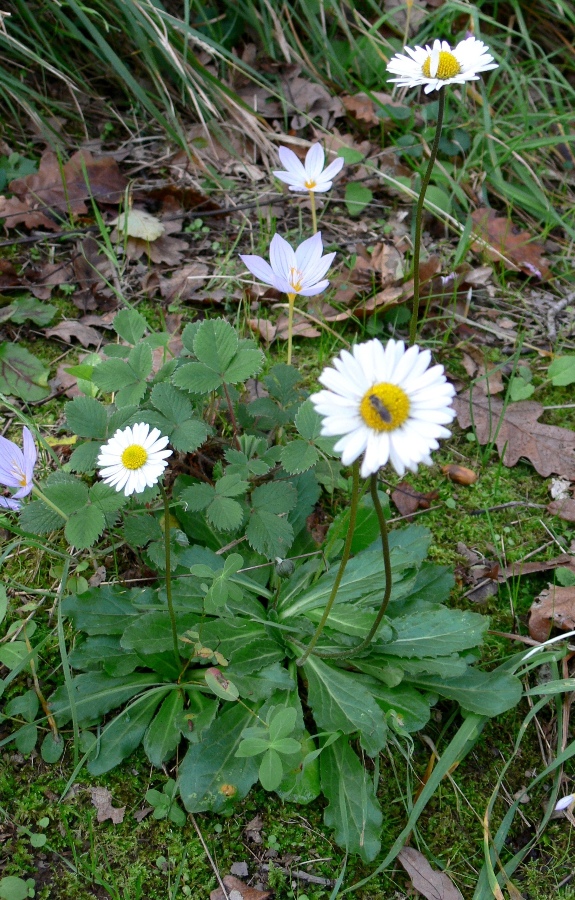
[387,36,498,94]
[310,339,455,478]
[240,231,335,297]
[97,423,172,496]
[273,143,344,193]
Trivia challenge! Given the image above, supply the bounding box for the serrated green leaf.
[251,481,297,515]
[144,690,184,767]
[41,473,88,515]
[150,382,193,422]
[383,608,488,657]
[93,358,135,392]
[89,482,127,513]
[179,703,260,813]
[65,505,106,549]
[0,342,49,401]
[68,441,101,473]
[61,585,141,635]
[199,620,283,676]
[171,419,208,453]
[216,473,249,498]
[364,679,431,732]
[180,483,214,511]
[113,308,148,344]
[345,182,373,217]
[280,440,319,475]
[193,318,238,370]
[206,496,244,532]
[258,747,283,791]
[41,732,65,764]
[321,736,382,862]
[223,348,264,384]
[88,690,167,775]
[295,399,322,440]
[246,509,294,559]
[19,500,63,535]
[123,513,163,547]
[49,672,159,726]
[128,342,153,379]
[549,356,575,386]
[70,635,140,677]
[121,611,199,655]
[173,360,223,394]
[304,656,387,756]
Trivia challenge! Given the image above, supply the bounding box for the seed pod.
[275,557,295,578]
[442,464,478,486]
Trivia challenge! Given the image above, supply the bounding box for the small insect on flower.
[273,143,344,193]
[0,426,37,510]
[240,231,335,298]
[311,339,456,478]
[387,36,498,94]
[97,423,172,496]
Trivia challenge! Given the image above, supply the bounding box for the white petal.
[305,143,325,179]
[270,233,296,282]
[278,146,307,180]
[240,254,276,285]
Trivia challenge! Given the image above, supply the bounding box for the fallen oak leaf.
[45,320,102,348]
[471,208,551,280]
[499,553,575,582]
[454,392,575,480]
[210,875,273,900]
[529,584,575,642]
[398,847,464,900]
[392,481,439,518]
[90,786,125,824]
[547,498,575,523]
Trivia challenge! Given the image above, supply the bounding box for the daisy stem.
[309,474,392,660]
[287,292,296,365]
[32,484,68,521]
[160,483,182,670]
[296,460,360,666]
[409,88,445,347]
[222,381,241,451]
[309,190,317,234]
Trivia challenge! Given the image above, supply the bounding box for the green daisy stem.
[309,189,318,234]
[32,484,68,521]
[286,292,296,365]
[310,473,392,660]
[409,87,445,347]
[160,483,181,669]
[296,459,361,666]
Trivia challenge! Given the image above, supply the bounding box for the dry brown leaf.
[399,255,442,301]
[73,236,117,312]
[45,321,101,348]
[90,787,125,824]
[0,150,126,231]
[248,318,278,342]
[460,345,504,394]
[398,847,464,900]
[159,263,210,302]
[548,498,575,523]
[392,481,439,518]
[529,584,575,642]
[500,553,575,582]
[282,74,344,131]
[244,814,263,843]
[471,208,551,280]
[454,392,575,480]
[210,876,273,900]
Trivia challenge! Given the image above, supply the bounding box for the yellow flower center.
[360,383,410,432]
[304,178,317,189]
[289,266,303,292]
[121,444,148,470]
[422,50,461,80]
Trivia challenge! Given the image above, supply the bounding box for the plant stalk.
[409,88,445,347]
[32,484,69,521]
[296,460,360,665]
[160,484,181,670]
[313,474,392,659]
[286,292,296,365]
[309,189,317,233]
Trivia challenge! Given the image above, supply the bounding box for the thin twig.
[189,813,230,900]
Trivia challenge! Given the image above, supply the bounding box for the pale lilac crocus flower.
[273,144,344,193]
[240,232,336,365]
[0,426,37,510]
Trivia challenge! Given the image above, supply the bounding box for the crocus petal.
[240,254,277,286]
[305,143,325,179]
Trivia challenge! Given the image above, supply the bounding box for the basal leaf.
[321,735,382,862]
[61,585,141,635]
[123,513,163,547]
[382,608,488,658]
[246,510,294,560]
[70,635,139,677]
[120,611,199,655]
[143,690,184,767]
[68,441,101,473]
[19,500,63,535]
[49,672,159,726]
[170,419,208,453]
[179,703,260,813]
[405,668,522,716]
[88,689,167,775]
[304,656,387,757]
[0,342,49,401]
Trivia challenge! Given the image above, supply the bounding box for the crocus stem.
[296,460,360,666]
[287,292,296,365]
[32,484,68,521]
[409,88,445,347]
[160,484,181,670]
[312,473,392,659]
[309,190,317,234]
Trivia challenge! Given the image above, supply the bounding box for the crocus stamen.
[289,267,304,292]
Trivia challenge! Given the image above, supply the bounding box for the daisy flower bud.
[240,231,335,298]
[387,36,498,94]
[0,426,37,509]
[273,143,344,193]
[97,423,172,496]
[311,339,455,478]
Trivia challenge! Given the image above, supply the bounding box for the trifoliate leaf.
[246,509,293,558]
[171,419,208,453]
[89,481,128,513]
[112,209,165,241]
[180,483,214,511]
[150,383,193,422]
[222,348,264,384]
[193,318,238,371]
[173,361,223,395]
[123,513,163,547]
[251,481,297,515]
[280,440,319,475]
[113,308,149,345]
[206,496,244,533]
[65,505,106,549]
[42,473,89,515]
[215,473,250,498]
[20,500,63,535]
[295,399,322,440]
